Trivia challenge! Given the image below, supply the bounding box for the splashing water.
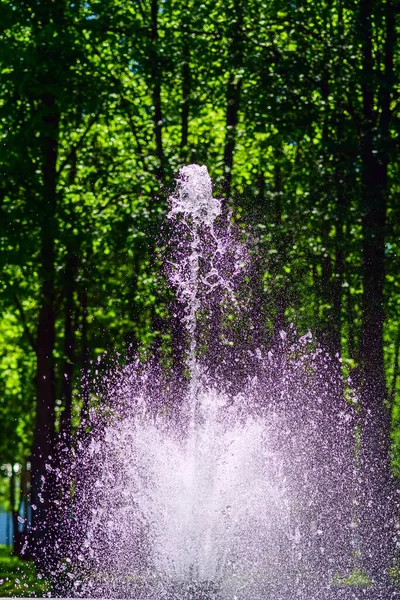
[168,165,220,354]
[58,165,356,600]
[168,165,220,227]
[167,164,246,422]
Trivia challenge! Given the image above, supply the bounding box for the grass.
[0,546,50,597]
[332,567,372,587]
[0,544,398,596]
[389,558,400,588]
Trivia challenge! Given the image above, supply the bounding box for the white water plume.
[83,385,292,599]
[63,165,356,600]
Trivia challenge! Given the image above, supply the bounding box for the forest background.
[0,0,399,583]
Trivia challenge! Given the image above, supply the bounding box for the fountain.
[50,165,359,599]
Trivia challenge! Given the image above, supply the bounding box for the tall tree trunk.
[148,0,168,347]
[222,0,243,199]
[79,285,90,427]
[59,147,79,449]
[150,0,164,182]
[319,191,345,360]
[358,0,396,579]
[180,20,191,161]
[332,191,345,356]
[346,288,357,361]
[30,91,60,567]
[10,468,23,557]
[344,216,359,362]
[317,77,344,359]
[59,253,78,449]
[272,143,287,340]
[223,75,242,199]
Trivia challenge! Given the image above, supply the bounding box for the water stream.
[65,165,356,599]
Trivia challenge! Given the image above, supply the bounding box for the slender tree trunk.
[148,0,169,348]
[344,218,359,362]
[10,468,22,557]
[222,0,243,199]
[223,75,242,200]
[272,144,287,340]
[317,84,344,359]
[30,91,60,566]
[59,253,78,449]
[332,190,345,355]
[319,191,345,360]
[180,23,191,161]
[20,459,30,557]
[59,147,79,449]
[150,0,164,182]
[346,288,357,361]
[79,286,90,426]
[320,216,334,343]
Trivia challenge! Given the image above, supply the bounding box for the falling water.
[58,165,357,599]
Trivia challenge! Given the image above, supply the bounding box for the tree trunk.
[79,285,90,426]
[150,0,164,182]
[357,0,396,579]
[10,468,23,557]
[180,21,191,161]
[222,0,243,199]
[59,253,78,449]
[59,147,79,449]
[358,137,392,582]
[30,91,60,567]
[272,144,287,340]
[223,75,242,200]
[332,190,345,356]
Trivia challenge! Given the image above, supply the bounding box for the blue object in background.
[0,510,12,545]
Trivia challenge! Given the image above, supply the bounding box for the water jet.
[48,165,358,599]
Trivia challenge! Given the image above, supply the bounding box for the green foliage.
[332,568,372,587]
[0,546,49,597]
[0,311,35,466]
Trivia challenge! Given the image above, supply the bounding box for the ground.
[0,546,49,598]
